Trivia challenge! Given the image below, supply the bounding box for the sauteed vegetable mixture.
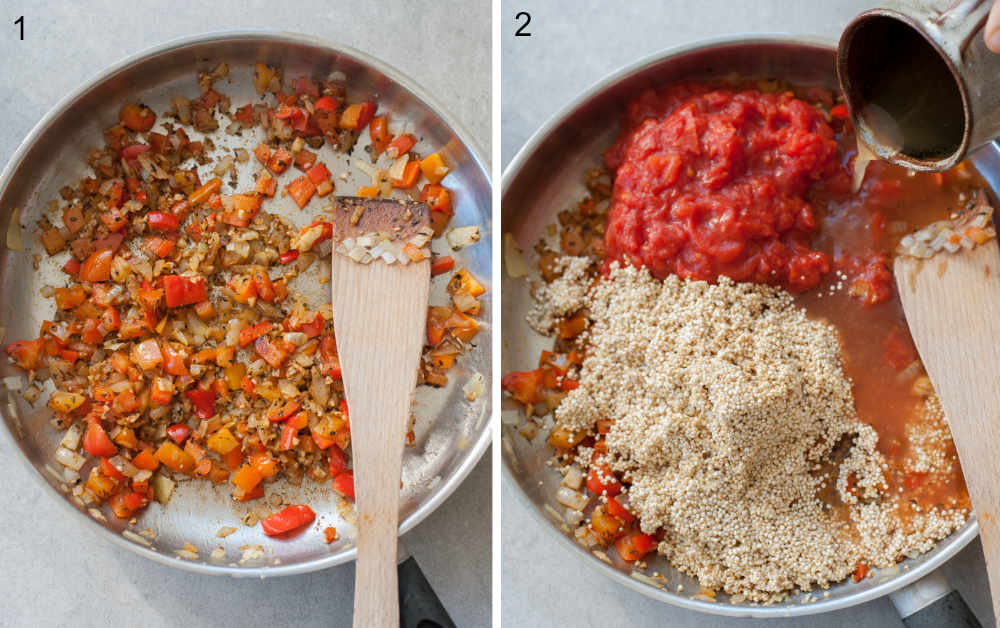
[5,62,484,535]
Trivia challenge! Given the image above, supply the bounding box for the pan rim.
[500,32,978,617]
[0,29,492,578]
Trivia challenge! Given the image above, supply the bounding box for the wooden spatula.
[330,197,431,628]
[895,242,1000,623]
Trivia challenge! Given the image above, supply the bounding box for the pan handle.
[890,570,982,627]
[398,556,457,628]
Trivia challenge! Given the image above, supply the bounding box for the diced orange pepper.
[154,441,196,474]
[254,172,277,197]
[267,148,293,174]
[132,449,160,471]
[286,176,317,209]
[253,143,271,164]
[420,153,450,184]
[189,177,223,205]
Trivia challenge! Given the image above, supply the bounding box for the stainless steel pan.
[0,31,491,577]
[501,35,994,618]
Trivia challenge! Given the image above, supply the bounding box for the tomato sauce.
[602,81,983,516]
[604,84,840,291]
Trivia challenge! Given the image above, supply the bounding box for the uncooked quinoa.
[552,262,967,601]
[526,256,593,335]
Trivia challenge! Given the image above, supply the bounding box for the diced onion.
[108,455,139,478]
[355,159,378,179]
[278,379,298,398]
[6,207,23,251]
[504,233,532,278]
[565,508,585,525]
[152,473,175,504]
[55,447,86,470]
[562,466,584,490]
[387,154,409,181]
[59,423,83,450]
[463,372,484,401]
[446,226,481,250]
[556,487,590,510]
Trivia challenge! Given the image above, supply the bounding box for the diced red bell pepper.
[615,531,657,562]
[431,256,455,277]
[339,102,376,130]
[605,495,636,523]
[54,286,86,310]
[120,104,156,132]
[167,423,191,444]
[586,463,622,497]
[84,419,118,457]
[238,321,272,347]
[387,134,416,157]
[251,267,276,303]
[286,176,317,209]
[145,236,176,258]
[100,457,127,481]
[267,148,293,174]
[294,77,320,98]
[151,376,175,406]
[261,504,316,536]
[254,336,291,368]
[254,143,271,164]
[286,411,308,430]
[268,399,301,423]
[163,275,207,308]
[185,388,217,419]
[501,369,544,405]
[313,96,339,112]
[392,160,421,189]
[109,491,147,519]
[5,339,43,370]
[300,312,324,339]
[254,173,277,197]
[332,470,355,500]
[421,184,454,215]
[189,178,222,205]
[108,183,125,209]
[368,116,392,155]
[148,212,180,232]
[121,143,151,166]
[278,423,297,451]
[79,249,114,283]
[328,445,347,476]
[62,257,81,276]
[293,149,317,170]
[279,250,300,264]
[311,431,337,450]
[304,163,330,186]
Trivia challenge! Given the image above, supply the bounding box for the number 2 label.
[515,12,531,37]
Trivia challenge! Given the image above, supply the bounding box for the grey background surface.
[0,1,490,627]
[501,1,994,626]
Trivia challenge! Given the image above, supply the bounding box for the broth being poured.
[854,103,902,192]
[844,15,965,162]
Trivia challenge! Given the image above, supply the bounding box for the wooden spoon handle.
[332,256,429,628]
[351,375,407,628]
[895,244,1000,622]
